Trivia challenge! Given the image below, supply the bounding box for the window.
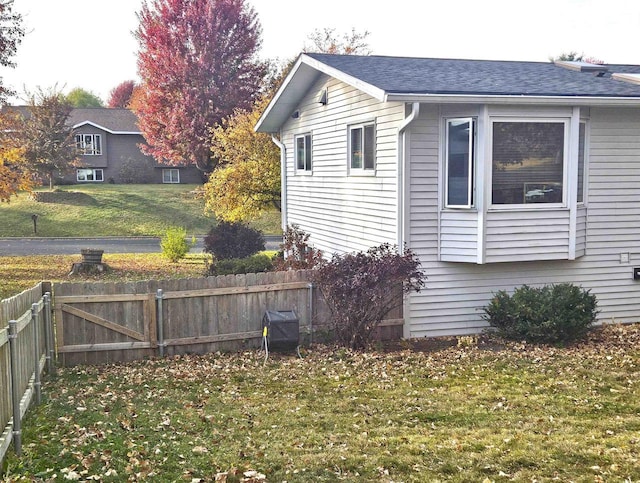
[445,118,475,208]
[349,122,375,171]
[577,122,586,203]
[163,169,180,184]
[75,134,102,155]
[295,134,312,171]
[492,121,566,205]
[77,168,103,182]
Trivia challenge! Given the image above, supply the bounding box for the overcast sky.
[3,0,639,104]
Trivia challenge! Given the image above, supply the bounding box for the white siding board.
[283,76,404,254]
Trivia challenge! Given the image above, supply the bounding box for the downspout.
[397,102,420,249]
[397,102,420,341]
[271,135,287,231]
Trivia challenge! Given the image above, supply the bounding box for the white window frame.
[489,118,569,209]
[444,117,476,209]
[162,169,180,184]
[75,134,102,155]
[294,133,312,173]
[577,121,588,205]
[348,121,376,174]
[76,168,103,182]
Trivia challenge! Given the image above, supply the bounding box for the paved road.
[0,235,282,256]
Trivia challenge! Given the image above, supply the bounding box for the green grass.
[0,184,281,237]
[4,324,640,481]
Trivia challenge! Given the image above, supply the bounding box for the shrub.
[482,283,598,343]
[207,254,273,276]
[273,224,323,270]
[311,243,426,350]
[160,227,191,262]
[203,221,265,260]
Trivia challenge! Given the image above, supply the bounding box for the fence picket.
[52,271,404,366]
[1,283,50,469]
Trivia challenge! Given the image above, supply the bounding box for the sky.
[2,0,640,104]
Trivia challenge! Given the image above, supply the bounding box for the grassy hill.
[0,184,280,237]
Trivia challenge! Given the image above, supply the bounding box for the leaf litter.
[3,322,640,481]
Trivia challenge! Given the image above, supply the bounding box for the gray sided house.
[256,53,640,338]
[67,108,202,185]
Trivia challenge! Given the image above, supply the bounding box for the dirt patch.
[30,191,97,205]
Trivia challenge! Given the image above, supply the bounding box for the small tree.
[22,87,79,189]
[160,226,191,262]
[204,95,281,221]
[311,243,426,350]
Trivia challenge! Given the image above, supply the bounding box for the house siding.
[407,106,640,338]
[60,129,202,185]
[282,75,404,253]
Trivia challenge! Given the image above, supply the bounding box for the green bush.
[203,221,265,260]
[160,227,191,262]
[482,283,598,343]
[207,253,273,276]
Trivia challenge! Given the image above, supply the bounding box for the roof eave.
[255,53,387,133]
[72,120,141,135]
[384,92,640,106]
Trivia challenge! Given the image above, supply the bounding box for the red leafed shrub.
[273,224,323,271]
[311,243,426,350]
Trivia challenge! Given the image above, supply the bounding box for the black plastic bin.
[262,310,299,351]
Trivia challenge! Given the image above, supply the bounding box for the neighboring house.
[256,53,640,338]
[67,108,202,185]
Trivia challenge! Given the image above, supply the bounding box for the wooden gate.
[54,283,158,366]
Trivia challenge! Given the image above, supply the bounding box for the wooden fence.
[54,270,403,366]
[0,282,54,466]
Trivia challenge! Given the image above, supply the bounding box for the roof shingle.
[306,53,640,97]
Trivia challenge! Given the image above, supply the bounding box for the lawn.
[0,253,208,300]
[3,324,640,481]
[0,184,281,237]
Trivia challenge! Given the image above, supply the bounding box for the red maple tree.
[107,80,137,108]
[134,0,265,172]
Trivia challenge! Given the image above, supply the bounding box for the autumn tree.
[204,95,280,221]
[0,109,33,201]
[107,80,137,108]
[550,52,604,64]
[134,0,266,172]
[0,0,24,102]
[22,88,79,189]
[304,27,371,55]
[65,87,104,107]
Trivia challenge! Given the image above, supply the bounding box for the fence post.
[31,303,41,405]
[8,319,22,457]
[308,282,314,345]
[43,292,56,376]
[156,289,165,358]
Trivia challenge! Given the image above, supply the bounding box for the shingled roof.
[4,106,141,133]
[68,108,140,133]
[256,53,640,132]
[305,53,640,98]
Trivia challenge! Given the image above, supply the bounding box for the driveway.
[0,235,282,256]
